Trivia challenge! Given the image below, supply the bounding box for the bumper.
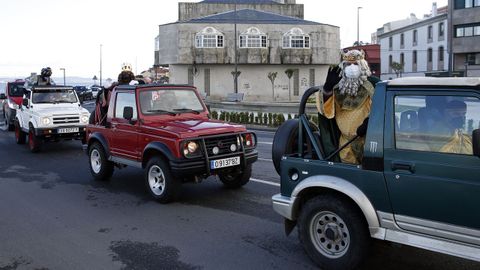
[170,150,258,177]
[34,126,86,141]
[272,194,296,221]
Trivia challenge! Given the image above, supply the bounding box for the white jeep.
[14,86,90,152]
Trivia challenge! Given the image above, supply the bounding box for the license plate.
[58,127,79,133]
[210,156,240,169]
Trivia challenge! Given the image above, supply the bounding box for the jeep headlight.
[81,115,89,123]
[182,141,201,158]
[41,117,51,125]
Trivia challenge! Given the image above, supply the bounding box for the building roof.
[200,0,279,3]
[184,8,322,25]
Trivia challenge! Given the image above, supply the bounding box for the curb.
[246,124,277,132]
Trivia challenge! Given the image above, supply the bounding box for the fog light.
[212,146,220,155]
[230,144,237,152]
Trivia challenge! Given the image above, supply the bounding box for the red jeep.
[86,84,258,203]
[1,80,25,131]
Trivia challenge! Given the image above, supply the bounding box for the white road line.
[250,178,280,187]
[258,158,273,162]
[258,141,273,145]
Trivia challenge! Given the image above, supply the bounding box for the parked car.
[271,77,480,269]
[86,84,258,203]
[73,86,93,101]
[1,80,26,131]
[90,85,102,99]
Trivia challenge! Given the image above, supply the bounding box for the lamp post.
[99,44,103,87]
[357,7,362,45]
[233,1,238,94]
[60,68,66,86]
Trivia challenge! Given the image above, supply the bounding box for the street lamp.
[99,44,103,87]
[357,7,363,46]
[233,2,238,94]
[60,68,66,86]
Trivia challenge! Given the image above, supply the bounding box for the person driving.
[438,100,472,155]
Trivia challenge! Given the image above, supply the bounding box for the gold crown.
[342,53,364,62]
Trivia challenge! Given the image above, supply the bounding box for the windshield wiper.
[147,109,177,116]
[172,108,201,115]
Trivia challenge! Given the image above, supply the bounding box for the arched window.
[282,28,310,49]
[195,27,224,48]
[239,27,267,48]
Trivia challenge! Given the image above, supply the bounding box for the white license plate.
[58,127,79,134]
[210,156,240,169]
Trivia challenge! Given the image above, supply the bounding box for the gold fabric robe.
[316,81,374,164]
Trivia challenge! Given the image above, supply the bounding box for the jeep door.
[383,89,480,244]
[109,91,139,160]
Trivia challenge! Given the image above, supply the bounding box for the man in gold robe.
[316,50,375,164]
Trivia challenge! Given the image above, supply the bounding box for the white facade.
[378,14,448,80]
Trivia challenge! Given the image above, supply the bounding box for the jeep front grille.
[204,135,240,156]
[52,115,80,124]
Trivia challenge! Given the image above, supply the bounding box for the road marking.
[258,158,272,162]
[258,141,273,145]
[250,178,280,187]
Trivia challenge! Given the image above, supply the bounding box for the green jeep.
[271,77,480,269]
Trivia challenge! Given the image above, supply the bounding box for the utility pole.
[100,44,103,87]
[357,7,362,45]
[234,1,238,94]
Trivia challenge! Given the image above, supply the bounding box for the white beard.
[338,76,364,96]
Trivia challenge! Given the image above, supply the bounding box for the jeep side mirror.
[0,93,6,99]
[123,106,134,121]
[22,98,29,107]
[473,129,480,157]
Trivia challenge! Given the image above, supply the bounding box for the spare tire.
[272,119,300,175]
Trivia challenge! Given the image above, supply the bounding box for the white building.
[154,0,340,102]
[377,3,449,79]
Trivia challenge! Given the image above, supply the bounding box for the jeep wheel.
[28,128,42,153]
[14,121,26,144]
[298,195,370,270]
[272,119,300,174]
[145,157,180,203]
[89,142,114,181]
[218,165,251,189]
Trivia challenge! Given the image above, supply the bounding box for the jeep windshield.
[32,89,78,104]
[139,89,204,115]
[8,83,25,97]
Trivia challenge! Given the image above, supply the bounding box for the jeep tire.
[298,194,370,270]
[28,127,42,153]
[272,119,300,174]
[14,121,26,144]
[218,164,251,189]
[88,142,114,181]
[145,157,180,203]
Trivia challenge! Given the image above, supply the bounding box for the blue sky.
[0,0,447,80]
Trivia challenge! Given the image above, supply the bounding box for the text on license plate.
[58,127,79,133]
[210,156,240,169]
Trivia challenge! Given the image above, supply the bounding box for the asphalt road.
[0,104,478,270]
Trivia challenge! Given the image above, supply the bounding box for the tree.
[391,61,404,78]
[285,69,295,101]
[92,75,98,85]
[267,72,278,101]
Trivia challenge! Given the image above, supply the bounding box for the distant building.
[448,0,480,76]
[154,0,340,102]
[376,3,448,79]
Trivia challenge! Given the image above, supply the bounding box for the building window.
[466,0,473,8]
[428,48,433,63]
[467,53,480,65]
[389,36,393,50]
[455,0,480,9]
[413,30,418,46]
[428,25,433,41]
[438,46,444,62]
[239,27,268,48]
[195,27,224,48]
[389,55,393,73]
[455,24,480,37]
[400,33,404,48]
[413,51,417,64]
[439,22,445,38]
[283,28,310,49]
[400,53,405,67]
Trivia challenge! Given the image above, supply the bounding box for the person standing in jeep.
[86,83,258,203]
